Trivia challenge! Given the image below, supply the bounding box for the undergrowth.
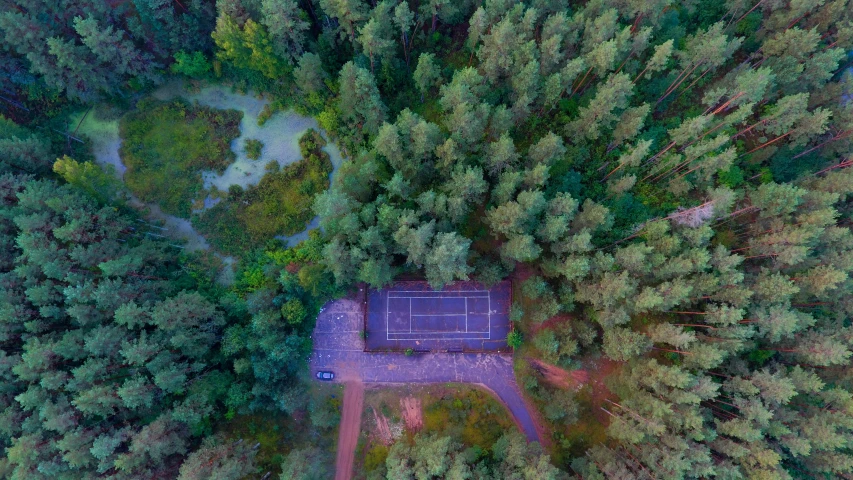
[195,129,332,255]
[120,99,241,217]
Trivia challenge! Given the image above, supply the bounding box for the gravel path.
[311,297,541,479]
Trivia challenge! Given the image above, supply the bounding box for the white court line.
[388,290,491,293]
[388,295,488,299]
[388,331,489,335]
[488,291,491,340]
[386,336,492,340]
[381,292,503,341]
[313,348,365,352]
[386,290,390,341]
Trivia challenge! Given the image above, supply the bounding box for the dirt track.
[334,381,364,480]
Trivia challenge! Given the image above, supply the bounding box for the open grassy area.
[354,384,517,480]
[119,99,241,217]
[195,129,333,255]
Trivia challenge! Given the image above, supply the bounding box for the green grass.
[245,138,264,160]
[421,385,515,448]
[355,384,516,479]
[195,129,333,255]
[119,99,241,218]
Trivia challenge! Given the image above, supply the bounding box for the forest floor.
[335,380,364,480]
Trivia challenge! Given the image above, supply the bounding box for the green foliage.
[195,130,333,255]
[53,155,122,204]
[213,16,290,80]
[245,138,264,160]
[0,115,55,174]
[279,446,330,480]
[223,234,342,417]
[171,50,213,78]
[0,175,250,477]
[386,431,559,479]
[507,330,523,349]
[717,165,745,188]
[120,99,241,217]
[364,444,390,472]
[6,0,853,477]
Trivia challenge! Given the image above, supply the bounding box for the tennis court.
[364,280,512,352]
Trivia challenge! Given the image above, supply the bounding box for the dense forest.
[2,0,853,478]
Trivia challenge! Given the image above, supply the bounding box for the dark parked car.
[316,371,335,381]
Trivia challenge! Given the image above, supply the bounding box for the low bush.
[245,138,264,160]
[195,129,333,255]
[120,99,241,217]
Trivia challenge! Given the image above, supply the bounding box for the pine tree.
[413,53,441,102]
[337,61,387,136]
[260,0,309,61]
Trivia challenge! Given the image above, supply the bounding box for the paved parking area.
[310,295,539,442]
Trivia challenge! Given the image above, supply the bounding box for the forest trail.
[334,380,364,480]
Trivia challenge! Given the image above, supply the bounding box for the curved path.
[310,297,540,479]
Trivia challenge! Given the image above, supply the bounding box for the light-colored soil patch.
[400,397,423,432]
[528,358,588,391]
[335,381,364,480]
[528,359,571,390]
[583,357,621,423]
[371,407,393,445]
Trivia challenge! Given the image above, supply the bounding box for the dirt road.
[334,381,364,480]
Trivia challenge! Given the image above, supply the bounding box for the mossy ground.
[119,99,241,218]
[195,129,332,255]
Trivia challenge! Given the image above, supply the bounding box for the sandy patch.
[371,407,393,445]
[400,397,423,432]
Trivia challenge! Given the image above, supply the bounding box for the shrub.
[265,160,280,173]
[257,104,274,126]
[170,50,212,78]
[364,444,389,472]
[196,129,333,255]
[119,99,241,217]
[507,331,523,349]
[245,138,264,160]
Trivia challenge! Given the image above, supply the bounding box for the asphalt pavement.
[310,296,540,442]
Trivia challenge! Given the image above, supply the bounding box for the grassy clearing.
[120,99,241,218]
[195,129,332,255]
[354,384,517,480]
